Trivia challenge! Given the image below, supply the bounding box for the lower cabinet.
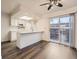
[11,31,17,41]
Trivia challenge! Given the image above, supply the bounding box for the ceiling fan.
[40,0,63,10]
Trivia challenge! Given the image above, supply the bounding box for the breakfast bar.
[16,31,43,49]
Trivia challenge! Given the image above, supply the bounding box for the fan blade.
[57,3,63,7]
[48,5,52,10]
[40,3,49,6]
[49,0,52,2]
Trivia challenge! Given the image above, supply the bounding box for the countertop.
[18,31,44,34]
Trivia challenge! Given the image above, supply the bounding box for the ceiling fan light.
[20,16,32,20]
[51,6,54,9]
[51,1,54,4]
[56,3,58,5]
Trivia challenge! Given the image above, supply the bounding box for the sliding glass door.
[50,18,60,42]
[50,15,72,45]
[50,28,59,41]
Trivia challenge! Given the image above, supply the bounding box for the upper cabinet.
[11,18,18,26]
[10,18,38,32]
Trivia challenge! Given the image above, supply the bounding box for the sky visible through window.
[50,16,70,24]
[50,18,59,24]
[60,16,70,23]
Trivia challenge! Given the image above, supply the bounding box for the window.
[60,16,70,27]
[50,15,73,45]
[50,28,59,41]
[50,18,59,27]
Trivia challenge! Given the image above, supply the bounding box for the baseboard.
[10,40,17,42]
[70,46,77,51]
[49,41,72,47]
[41,40,50,42]
[20,40,48,50]
[1,40,10,44]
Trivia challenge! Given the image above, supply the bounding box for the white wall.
[46,7,77,18]
[1,12,10,42]
[36,18,50,41]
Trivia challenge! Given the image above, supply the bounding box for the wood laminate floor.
[1,41,77,59]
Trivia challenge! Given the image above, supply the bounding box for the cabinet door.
[11,31,17,41]
[11,19,18,26]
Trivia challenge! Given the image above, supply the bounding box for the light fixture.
[40,0,63,10]
[20,16,32,20]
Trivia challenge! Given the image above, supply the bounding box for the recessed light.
[20,16,32,20]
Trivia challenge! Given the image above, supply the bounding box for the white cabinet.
[11,31,17,41]
[11,19,18,26]
[16,32,43,49]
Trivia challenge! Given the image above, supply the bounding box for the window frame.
[50,15,73,46]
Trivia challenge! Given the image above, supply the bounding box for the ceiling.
[1,0,77,19]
